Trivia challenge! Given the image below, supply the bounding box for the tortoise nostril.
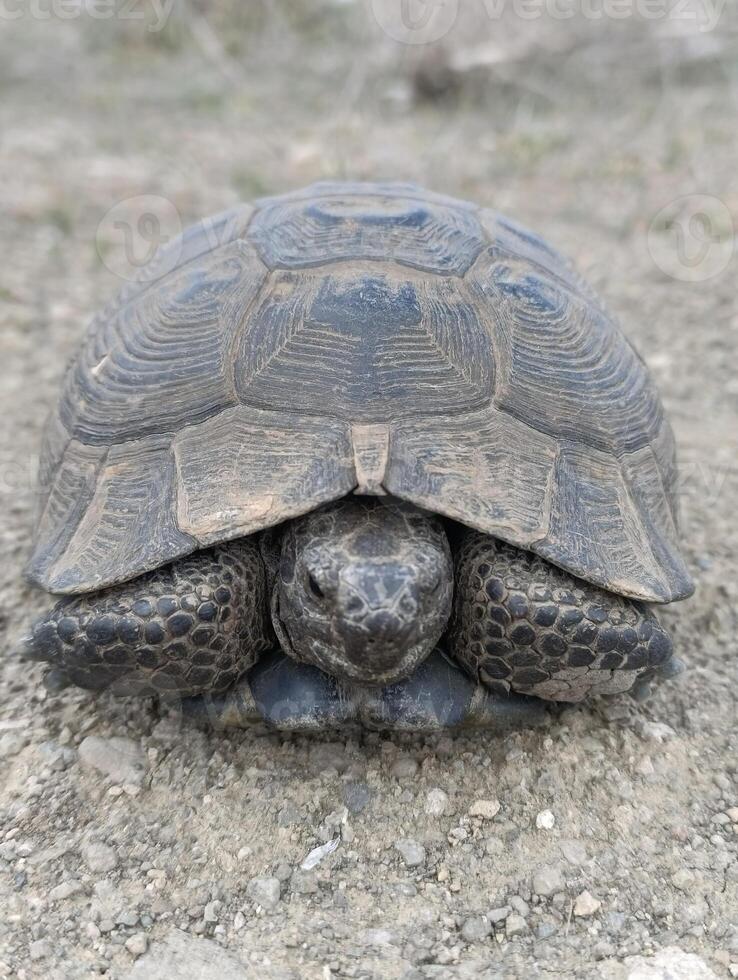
[308,573,325,600]
[398,594,417,616]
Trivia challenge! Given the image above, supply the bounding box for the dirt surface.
[1,5,737,978]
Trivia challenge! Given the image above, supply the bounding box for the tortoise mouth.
[274,596,440,686]
[305,632,439,686]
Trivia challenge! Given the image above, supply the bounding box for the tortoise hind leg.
[446,531,674,703]
[23,540,273,698]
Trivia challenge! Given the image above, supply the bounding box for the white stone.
[425,788,449,816]
[636,721,676,743]
[536,809,556,830]
[125,934,148,957]
[573,890,601,917]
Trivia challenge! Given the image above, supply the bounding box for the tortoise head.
[272,499,453,685]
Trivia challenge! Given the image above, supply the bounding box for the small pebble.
[532,865,565,898]
[49,879,83,902]
[536,809,556,830]
[125,933,148,957]
[510,896,529,916]
[505,913,528,937]
[390,756,419,779]
[460,915,491,942]
[573,890,601,917]
[291,869,319,895]
[618,946,719,979]
[203,900,221,922]
[78,736,148,787]
[116,910,139,927]
[469,799,500,820]
[0,734,26,758]
[636,756,655,777]
[361,928,397,946]
[276,802,301,827]
[671,868,695,891]
[309,742,349,774]
[29,939,52,961]
[246,876,281,910]
[343,782,372,814]
[394,839,426,867]
[38,741,76,771]
[637,721,676,743]
[81,840,118,874]
[425,788,449,817]
[559,839,587,865]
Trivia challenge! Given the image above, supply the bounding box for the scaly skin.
[272,499,453,685]
[24,540,273,697]
[23,503,675,718]
[446,530,673,703]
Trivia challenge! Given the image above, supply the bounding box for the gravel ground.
[0,7,737,978]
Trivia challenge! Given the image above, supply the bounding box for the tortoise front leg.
[23,540,273,698]
[446,531,675,703]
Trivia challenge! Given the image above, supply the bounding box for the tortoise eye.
[308,573,325,600]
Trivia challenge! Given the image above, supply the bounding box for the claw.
[14,633,37,661]
[658,655,686,680]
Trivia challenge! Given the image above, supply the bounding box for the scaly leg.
[446,531,674,703]
[23,540,273,698]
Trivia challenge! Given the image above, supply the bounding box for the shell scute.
[28,183,692,602]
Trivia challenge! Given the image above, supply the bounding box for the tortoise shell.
[27,182,693,603]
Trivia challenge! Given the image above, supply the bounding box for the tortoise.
[22,181,694,732]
